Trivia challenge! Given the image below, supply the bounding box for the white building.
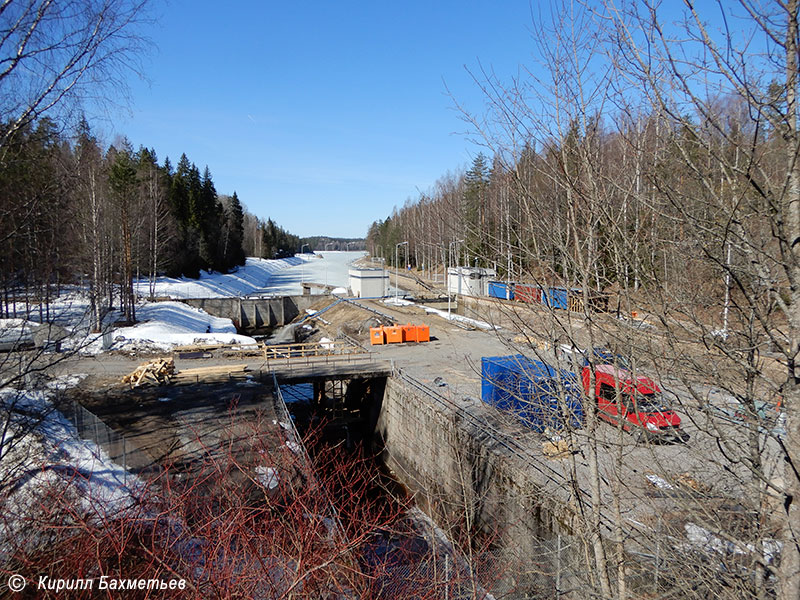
[447,267,496,297]
[349,267,389,298]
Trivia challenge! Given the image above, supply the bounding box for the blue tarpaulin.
[481,355,583,432]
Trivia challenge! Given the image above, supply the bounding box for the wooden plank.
[175,364,249,377]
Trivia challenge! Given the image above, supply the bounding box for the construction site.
[39,258,785,599]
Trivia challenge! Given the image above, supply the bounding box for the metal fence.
[61,400,155,479]
[365,532,585,599]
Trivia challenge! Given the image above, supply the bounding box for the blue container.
[481,355,583,432]
[543,287,570,310]
[487,281,514,300]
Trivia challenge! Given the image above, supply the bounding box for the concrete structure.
[447,266,496,297]
[349,267,389,298]
[179,295,321,333]
[375,373,576,594]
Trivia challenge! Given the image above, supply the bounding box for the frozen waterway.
[249,251,366,296]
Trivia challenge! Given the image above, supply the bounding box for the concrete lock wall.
[375,376,579,592]
[179,295,322,330]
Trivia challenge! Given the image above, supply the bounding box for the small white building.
[447,267,497,297]
[349,267,389,298]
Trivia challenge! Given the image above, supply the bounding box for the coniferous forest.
[0,118,299,325]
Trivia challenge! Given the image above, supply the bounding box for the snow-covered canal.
[251,251,366,296]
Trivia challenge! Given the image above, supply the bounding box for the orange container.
[401,324,417,343]
[384,326,403,344]
[415,324,430,343]
[369,327,385,345]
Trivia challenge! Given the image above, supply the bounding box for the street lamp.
[395,241,408,303]
[448,239,464,318]
[300,244,309,284]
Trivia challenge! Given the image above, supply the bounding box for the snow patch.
[0,385,144,552]
[383,298,414,307]
[256,466,279,490]
[82,301,256,354]
[133,256,303,299]
[422,306,498,330]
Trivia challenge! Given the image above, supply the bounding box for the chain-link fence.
[61,400,154,479]
[364,530,585,599]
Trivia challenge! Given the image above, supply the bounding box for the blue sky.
[109,1,740,239]
[110,1,540,238]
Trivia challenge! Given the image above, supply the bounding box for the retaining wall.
[179,295,323,331]
[375,375,581,593]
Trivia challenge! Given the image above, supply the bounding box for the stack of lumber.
[171,363,250,384]
[122,358,175,388]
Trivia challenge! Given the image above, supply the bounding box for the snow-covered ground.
[133,256,305,299]
[383,298,498,331]
[238,251,365,297]
[0,377,142,552]
[131,252,364,299]
[84,301,259,354]
[5,254,363,354]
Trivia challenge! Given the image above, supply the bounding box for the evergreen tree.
[463,153,489,266]
[224,191,246,268]
[171,154,191,225]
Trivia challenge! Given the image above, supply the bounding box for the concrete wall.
[375,375,580,593]
[179,295,323,331]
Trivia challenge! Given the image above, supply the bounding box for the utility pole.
[395,241,408,303]
[300,243,309,285]
[448,239,463,318]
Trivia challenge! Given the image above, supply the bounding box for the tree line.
[302,236,366,252]
[0,118,299,328]
[243,215,301,261]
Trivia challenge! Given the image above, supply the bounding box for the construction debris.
[674,472,711,494]
[542,439,570,458]
[121,358,175,388]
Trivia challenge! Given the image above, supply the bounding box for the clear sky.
[110,1,541,238]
